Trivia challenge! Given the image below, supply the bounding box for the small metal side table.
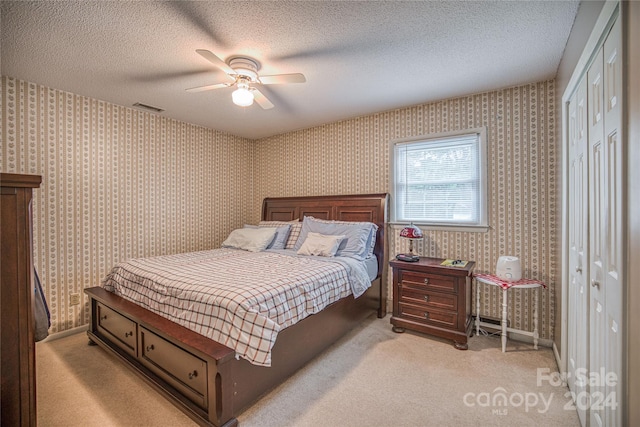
[474,273,546,352]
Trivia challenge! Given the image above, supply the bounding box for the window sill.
[389,222,490,233]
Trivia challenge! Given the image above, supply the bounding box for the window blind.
[394,132,481,224]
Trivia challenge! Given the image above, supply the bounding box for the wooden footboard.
[86,286,237,426]
[86,277,381,426]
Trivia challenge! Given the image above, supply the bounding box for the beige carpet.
[36,317,580,427]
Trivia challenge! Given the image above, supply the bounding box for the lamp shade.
[399,223,423,239]
[232,87,254,107]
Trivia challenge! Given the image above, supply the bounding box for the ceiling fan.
[186,49,306,109]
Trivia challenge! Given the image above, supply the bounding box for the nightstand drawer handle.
[423,278,429,285]
[146,344,155,352]
[124,331,133,338]
[188,370,198,380]
[423,295,429,302]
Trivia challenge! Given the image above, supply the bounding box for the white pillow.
[297,232,346,257]
[222,227,277,252]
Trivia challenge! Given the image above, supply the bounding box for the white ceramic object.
[496,256,522,281]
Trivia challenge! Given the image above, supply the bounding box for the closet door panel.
[589,139,606,427]
[567,77,589,427]
[602,16,623,427]
[588,45,607,427]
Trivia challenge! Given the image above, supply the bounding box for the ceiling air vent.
[132,102,164,113]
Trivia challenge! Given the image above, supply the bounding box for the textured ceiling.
[1,1,579,140]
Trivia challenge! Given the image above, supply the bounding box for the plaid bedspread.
[101,248,371,366]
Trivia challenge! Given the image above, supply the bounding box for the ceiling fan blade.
[252,89,274,109]
[196,49,236,77]
[185,82,231,93]
[259,73,306,85]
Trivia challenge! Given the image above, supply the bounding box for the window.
[390,128,488,230]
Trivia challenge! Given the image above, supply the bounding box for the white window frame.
[389,128,489,232]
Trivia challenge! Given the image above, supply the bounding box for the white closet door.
[588,16,623,427]
[588,41,606,427]
[601,15,623,426]
[588,40,606,427]
[567,76,589,427]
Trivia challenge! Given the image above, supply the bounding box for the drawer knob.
[100,314,107,321]
[146,344,155,352]
[188,370,198,380]
[424,312,429,319]
[124,331,133,338]
[591,279,600,289]
[423,295,429,302]
[423,278,429,285]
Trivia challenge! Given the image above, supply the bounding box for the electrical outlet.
[70,293,81,306]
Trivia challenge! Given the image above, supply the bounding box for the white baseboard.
[552,342,562,370]
[475,323,553,348]
[513,333,553,348]
[39,325,88,343]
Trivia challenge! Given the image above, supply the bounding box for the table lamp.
[397,223,423,262]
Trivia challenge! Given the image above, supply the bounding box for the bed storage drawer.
[96,302,137,357]
[139,327,208,409]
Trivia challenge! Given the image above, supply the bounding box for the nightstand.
[390,257,475,350]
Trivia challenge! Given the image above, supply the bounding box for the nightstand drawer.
[398,303,458,329]
[399,270,458,293]
[399,284,457,311]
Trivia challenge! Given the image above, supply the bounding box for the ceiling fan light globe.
[232,87,254,107]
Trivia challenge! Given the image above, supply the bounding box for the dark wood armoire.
[1,173,42,427]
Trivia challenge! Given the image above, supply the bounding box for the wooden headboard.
[262,193,388,278]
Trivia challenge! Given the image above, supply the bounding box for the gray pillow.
[293,216,375,260]
[244,223,292,249]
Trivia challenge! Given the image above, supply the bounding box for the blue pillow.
[293,217,375,260]
[244,224,291,250]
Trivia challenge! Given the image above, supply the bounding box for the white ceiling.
[1,1,579,140]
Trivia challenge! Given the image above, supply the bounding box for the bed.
[84,193,388,427]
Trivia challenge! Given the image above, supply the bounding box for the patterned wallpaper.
[255,80,558,340]
[1,76,255,333]
[1,75,558,341]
